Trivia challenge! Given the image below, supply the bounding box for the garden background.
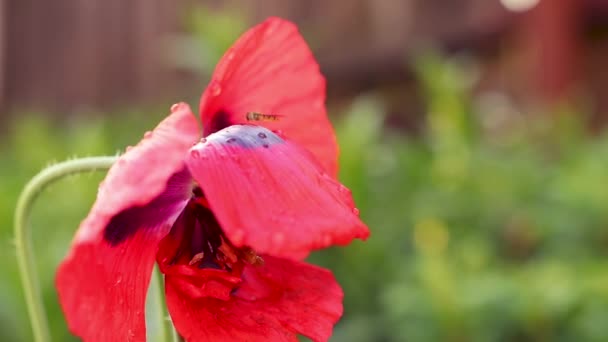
[2,1,608,341]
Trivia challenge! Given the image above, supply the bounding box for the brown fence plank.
[0,0,5,111]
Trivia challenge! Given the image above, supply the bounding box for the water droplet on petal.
[226,137,236,143]
[211,83,222,96]
[353,208,360,216]
[125,145,133,152]
[143,131,153,139]
[190,150,200,158]
[338,184,350,194]
[170,103,180,112]
[200,138,207,143]
[232,229,245,245]
[272,232,285,246]
[257,132,267,139]
[226,52,235,61]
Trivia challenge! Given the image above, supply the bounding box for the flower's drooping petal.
[57,229,166,342]
[56,104,199,341]
[77,102,199,243]
[199,17,338,176]
[186,125,369,258]
[166,256,343,342]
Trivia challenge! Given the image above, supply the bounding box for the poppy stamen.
[172,187,264,275]
[188,252,205,266]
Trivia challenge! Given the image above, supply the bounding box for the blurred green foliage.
[312,56,608,342]
[3,12,608,342]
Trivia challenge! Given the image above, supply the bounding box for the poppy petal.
[57,230,167,341]
[165,256,342,342]
[56,104,199,341]
[186,125,369,258]
[56,174,191,341]
[199,17,338,176]
[87,102,199,229]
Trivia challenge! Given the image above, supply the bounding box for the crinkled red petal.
[56,104,199,341]
[199,17,338,176]
[186,125,369,258]
[74,103,199,243]
[57,230,162,341]
[165,256,343,342]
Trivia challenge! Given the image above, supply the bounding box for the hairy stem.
[15,157,117,341]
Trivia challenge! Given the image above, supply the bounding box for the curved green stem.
[15,157,117,341]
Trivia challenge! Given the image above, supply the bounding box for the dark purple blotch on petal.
[103,169,192,245]
[208,125,283,149]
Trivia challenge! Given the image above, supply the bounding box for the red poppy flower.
[56,17,369,342]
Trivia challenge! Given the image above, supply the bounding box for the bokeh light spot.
[500,0,540,12]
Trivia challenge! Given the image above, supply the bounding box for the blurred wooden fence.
[1,0,180,113]
[0,0,607,120]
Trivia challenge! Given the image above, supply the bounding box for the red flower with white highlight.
[56,17,369,342]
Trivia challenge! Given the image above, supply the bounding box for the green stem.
[15,157,117,341]
[152,266,173,342]
[172,327,184,342]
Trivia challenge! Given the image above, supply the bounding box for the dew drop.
[170,103,180,112]
[226,137,237,143]
[257,132,267,139]
[143,131,153,139]
[200,137,207,143]
[211,83,222,96]
[125,145,133,152]
[232,229,245,245]
[190,149,200,158]
[266,24,277,35]
[353,208,360,216]
[317,172,329,185]
[263,143,269,148]
[338,184,350,194]
[272,232,285,246]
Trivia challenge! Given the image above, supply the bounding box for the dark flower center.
[167,187,263,277]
